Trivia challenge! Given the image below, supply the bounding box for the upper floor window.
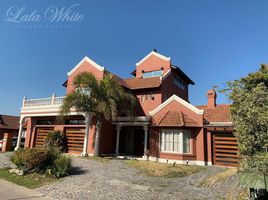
[65,119,85,125]
[142,70,163,78]
[76,87,92,96]
[36,120,54,125]
[173,76,186,90]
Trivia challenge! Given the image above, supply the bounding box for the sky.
[0,0,268,116]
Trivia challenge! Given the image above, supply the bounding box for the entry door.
[65,128,85,154]
[212,133,239,167]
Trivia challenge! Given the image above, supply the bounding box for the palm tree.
[60,72,136,157]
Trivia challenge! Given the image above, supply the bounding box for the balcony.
[23,95,65,108]
[21,95,66,116]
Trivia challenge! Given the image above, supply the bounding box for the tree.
[60,72,136,157]
[222,64,268,172]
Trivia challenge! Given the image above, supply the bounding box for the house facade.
[16,51,238,167]
[0,114,19,139]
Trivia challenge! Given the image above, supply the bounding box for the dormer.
[132,50,171,78]
[64,56,105,94]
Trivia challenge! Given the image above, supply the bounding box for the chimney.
[207,89,217,108]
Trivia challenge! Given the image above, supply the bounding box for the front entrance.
[119,127,144,156]
[212,132,239,167]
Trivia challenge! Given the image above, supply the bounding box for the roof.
[149,94,204,116]
[136,51,171,66]
[153,111,199,127]
[171,65,195,85]
[104,71,130,88]
[62,71,130,89]
[196,104,232,123]
[67,56,104,76]
[0,115,20,130]
[123,76,161,90]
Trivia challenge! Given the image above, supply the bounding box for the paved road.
[0,179,52,200]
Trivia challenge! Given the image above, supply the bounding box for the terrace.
[20,94,66,116]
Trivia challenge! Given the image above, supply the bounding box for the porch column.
[115,125,121,155]
[143,126,148,156]
[81,113,93,157]
[15,116,25,151]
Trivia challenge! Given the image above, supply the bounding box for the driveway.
[0,153,242,200]
[38,158,241,200]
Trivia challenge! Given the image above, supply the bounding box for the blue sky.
[0,0,268,116]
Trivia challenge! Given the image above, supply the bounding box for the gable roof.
[149,94,204,116]
[67,56,104,76]
[0,115,19,130]
[136,51,171,66]
[196,104,232,123]
[123,76,161,90]
[153,111,199,127]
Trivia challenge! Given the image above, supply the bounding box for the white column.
[115,125,121,155]
[81,113,93,157]
[143,126,148,156]
[51,93,55,105]
[15,117,25,151]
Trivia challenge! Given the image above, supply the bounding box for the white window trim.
[160,129,192,154]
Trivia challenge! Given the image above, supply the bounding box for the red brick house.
[16,51,238,166]
[0,114,19,139]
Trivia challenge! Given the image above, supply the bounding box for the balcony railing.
[22,95,65,108]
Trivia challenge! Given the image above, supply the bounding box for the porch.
[113,117,150,158]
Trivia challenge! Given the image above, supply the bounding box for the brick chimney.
[207,89,217,108]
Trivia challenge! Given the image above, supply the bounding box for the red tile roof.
[0,115,20,130]
[123,77,161,90]
[196,104,232,123]
[154,111,199,127]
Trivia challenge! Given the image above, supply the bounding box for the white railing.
[22,94,65,108]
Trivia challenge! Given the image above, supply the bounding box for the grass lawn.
[0,168,57,189]
[124,160,205,178]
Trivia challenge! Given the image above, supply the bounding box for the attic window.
[173,76,186,90]
[142,70,163,78]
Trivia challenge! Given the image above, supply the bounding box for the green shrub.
[11,148,49,172]
[11,147,72,178]
[45,131,66,152]
[241,152,268,173]
[50,155,72,178]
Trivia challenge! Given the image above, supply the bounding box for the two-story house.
[16,50,238,167]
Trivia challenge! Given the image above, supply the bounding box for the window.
[65,119,85,125]
[160,130,191,153]
[142,70,163,78]
[36,120,54,125]
[173,76,186,90]
[76,87,91,96]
